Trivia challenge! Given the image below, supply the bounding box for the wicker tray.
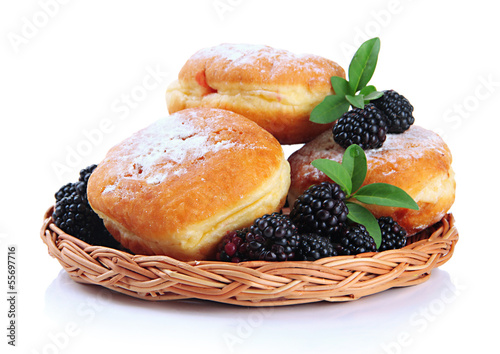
[40,206,458,306]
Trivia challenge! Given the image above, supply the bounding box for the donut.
[287,126,455,235]
[87,108,290,261]
[165,43,345,145]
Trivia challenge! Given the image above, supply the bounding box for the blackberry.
[336,224,376,255]
[296,233,338,261]
[53,194,98,240]
[378,216,407,251]
[76,164,97,200]
[55,165,97,202]
[215,230,248,263]
[55,182,77,202]
[333,104,388,150]
[241,213,300,261]
[290,182,348,238]
[79,164,98,183]
[52,164,120,248]
[53,193,119,248]
[372,90,414,133]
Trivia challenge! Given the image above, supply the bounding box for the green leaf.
[311,159,352,195]
[341,144,367,193]
[346,94,365,109]
[348,37,381,93]
[346,202,381,248]
[359,85,377,96]
[330,76,352,97]
[310,94,350,124]
[363,90,384,102]
[352,183,419,210]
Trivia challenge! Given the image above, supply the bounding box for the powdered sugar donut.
[87,108,290,261]
[288,126,455,235]
[165,43,345,144]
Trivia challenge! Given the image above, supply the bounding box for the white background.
[1,0,498,353]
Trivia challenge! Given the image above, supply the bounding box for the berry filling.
[195,70,217,96]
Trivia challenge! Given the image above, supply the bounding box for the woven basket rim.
[40,206,458,306]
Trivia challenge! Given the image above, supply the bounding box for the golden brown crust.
[87,108,290,261]
[166,43,345,144]
[288,126,456,235]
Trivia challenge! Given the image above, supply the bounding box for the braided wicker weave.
[40,206,458,306]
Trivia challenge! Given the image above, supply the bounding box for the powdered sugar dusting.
[103,184,116,194]
[189,43,340,81]
[289,125,449,186]
[365,125,445,159]
[192,43,281,63]
[105,110,240,189]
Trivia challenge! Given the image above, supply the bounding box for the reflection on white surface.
[43,268,461,354]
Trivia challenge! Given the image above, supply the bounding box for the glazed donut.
[165,43,345,145]
[87,108,290,261]
[287,126,455,235]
